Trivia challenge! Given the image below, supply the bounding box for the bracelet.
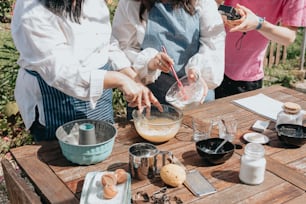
[256,16,265,30]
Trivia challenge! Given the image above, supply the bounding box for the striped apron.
[27,64,113,141]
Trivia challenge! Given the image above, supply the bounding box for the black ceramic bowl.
[196,138,235,165]
[276,124,306,147]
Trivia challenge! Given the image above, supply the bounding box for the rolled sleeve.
[109,36,132,70]
[133,48,161,84]
[186,0,225,89]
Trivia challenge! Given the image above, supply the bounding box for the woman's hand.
[104,70,162,112]
[113,67,162,112]
[228,4,259,32]
[127,83,163,112]
[187,69,208,103]
[222,4,246,30]
[120,78,162,112]
[147,52,174,73]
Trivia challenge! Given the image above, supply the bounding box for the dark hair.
[39,0,84,23]
[138,0,197,21]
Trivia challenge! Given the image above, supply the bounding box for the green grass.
[0,23,17,108]
[0,23,34,157]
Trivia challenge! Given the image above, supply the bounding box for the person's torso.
[64,0,112,68]
[140,2,201,102]
[12,0,111,69]
[223,0,303,81]
[141,2,200,75]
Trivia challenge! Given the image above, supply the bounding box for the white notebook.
[232,93,284,121]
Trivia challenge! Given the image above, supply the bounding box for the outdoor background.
[0,0,305,201]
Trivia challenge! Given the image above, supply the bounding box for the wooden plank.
[269,42,275,67]
[1,159,41,204]
[235,182,303,204]
[286,193,306,204]
[188,172,293,203]
[283,46,287,64]
[270,146,306,165]
[12,153,79,204]
[287,157,306,176]
[10,144,41,159]
[266,157,306,191]
[275,43,282,65]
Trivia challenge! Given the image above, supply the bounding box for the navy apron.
[27,64,113,141]
[141,3,200,104]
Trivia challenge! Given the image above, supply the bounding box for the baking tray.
[80,171,131,204]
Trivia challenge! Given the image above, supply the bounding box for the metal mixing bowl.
[56,119,117,165]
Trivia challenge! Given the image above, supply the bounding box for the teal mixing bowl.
[55,119,117,165]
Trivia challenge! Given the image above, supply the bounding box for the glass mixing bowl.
[132,104,183,143]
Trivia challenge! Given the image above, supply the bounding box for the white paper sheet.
[232,93,284,121]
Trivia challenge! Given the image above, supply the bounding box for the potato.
[160,164,186,187]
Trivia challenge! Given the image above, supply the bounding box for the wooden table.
[10,85,306,203]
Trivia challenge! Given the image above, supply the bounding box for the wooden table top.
[10,85,306,204]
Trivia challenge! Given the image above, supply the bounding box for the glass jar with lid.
[275,102,303,128]
[239,143,266,185]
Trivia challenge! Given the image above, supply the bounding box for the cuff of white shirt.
[185,62,202,77]
[89,69,106,109]
[110,55,131,71]
[133,48,161,84]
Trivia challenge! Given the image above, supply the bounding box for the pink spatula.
[161,46,187,100]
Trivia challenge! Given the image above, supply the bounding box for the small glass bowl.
[165,75,204,110]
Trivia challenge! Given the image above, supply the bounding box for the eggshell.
[103,184,118,199]
[115,169,128,184]
[101,173,117,186]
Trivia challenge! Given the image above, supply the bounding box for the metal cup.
[78,123,96,145]
[129,143,172,180]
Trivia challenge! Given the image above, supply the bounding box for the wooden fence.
[264,41,287,68]
[264,28,306,69]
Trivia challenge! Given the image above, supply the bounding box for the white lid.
[244,143,265,158]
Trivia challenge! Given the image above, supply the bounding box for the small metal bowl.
[276,124,306,147]
[196,138,235,165]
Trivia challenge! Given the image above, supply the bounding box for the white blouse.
[11,0,131,129]
[112,0,225,88]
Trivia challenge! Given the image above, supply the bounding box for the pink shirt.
[224,0,306,81]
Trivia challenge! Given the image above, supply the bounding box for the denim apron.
[27,64,113,141]
[141,3,202,104]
